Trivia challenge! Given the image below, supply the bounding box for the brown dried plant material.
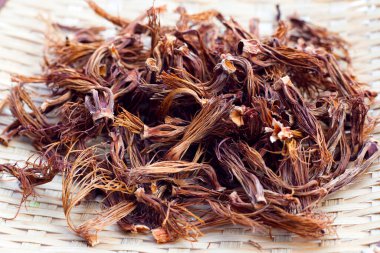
[152,227,171,243]
[86,0,130,27]
[0,2,379,247]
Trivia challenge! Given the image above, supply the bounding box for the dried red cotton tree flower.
[0,0,379,246]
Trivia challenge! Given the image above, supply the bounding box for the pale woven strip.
[0,0,379,252]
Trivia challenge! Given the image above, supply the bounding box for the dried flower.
[265,118,294,143]
[0,2,378,247]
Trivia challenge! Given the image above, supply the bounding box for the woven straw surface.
[0,0,380,252]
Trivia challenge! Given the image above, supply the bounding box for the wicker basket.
[0,0,380,252]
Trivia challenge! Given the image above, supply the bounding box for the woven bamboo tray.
[0,0,380,252]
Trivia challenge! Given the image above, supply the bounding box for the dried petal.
[230,106,245,127]
[152,227,171,243]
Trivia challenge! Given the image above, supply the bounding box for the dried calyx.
[0,0,379,246]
